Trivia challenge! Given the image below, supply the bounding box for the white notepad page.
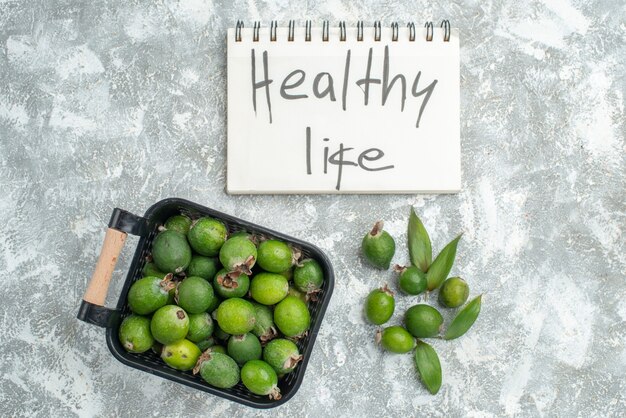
[227,25,460,194]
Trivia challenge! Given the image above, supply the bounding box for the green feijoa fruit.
[408,208,432,273]
[250,272,289,305]
[439,277,470,308]
[150,305,189,345]
[152,230,192,274]
[219,235,257,274]
[215,298,256,335]
[213,323,230,341]
[119,314,154,353]
[287,286,307,303]
[263,338,302,374]
[176,276,215,314]
[364,285,395,325]
[213,269,250,299]
[414,340,442,394]
[127,276,175,315]
[187,217,228,257]
[279,268,293,280]
[142,262,166,279]
[362,221,396,269]
[251,302,277,342]
[187,255,219,280]
[164,214,192,235]
[376,326,415,353]
[293,258,324,294]
[274,296,310,338]
[193,351,240,389]
[426,234,462,291]
[195,337,216,351]
[207,345,227,354]
[404,304,444,338]
[241,360,281,400]
[206,294,222,313]
[187,312,214,343]
[227,333,262,365]
[444,295,482,340]
[161,339,201,371]
[395,265,427,296]
[257,240,293,273]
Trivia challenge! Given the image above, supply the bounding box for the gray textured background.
[1,0,624,416]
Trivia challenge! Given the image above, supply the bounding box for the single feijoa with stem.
[119,314,154,353]
[161,339,201,371]
[215,298,257,335]
[227,333,263,365]
[219,234,257,274]
[250,272,289,305]
[263,338,303,375]
[213,269,250,299]
[251,302,278,343]
[362,221,396,269]
[187,217,228,257]
[395,265,427,295]
[186,255,219,280]
[186,312,214,343]
[176,276,215,314]
[193,351,240,389]
[127,275,175,315]
[364,285,395,325]
[404,304,444,338]
[274,296,311,338]
[293,258,324,294]
[164,214,192,235]
[151,230,192,274]
[150,305,189,345]
[376,326,416,354]
[257,239,293,273]
[241,360,282,400]
[438,277,470,308]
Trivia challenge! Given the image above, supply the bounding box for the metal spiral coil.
[235,20,451,42]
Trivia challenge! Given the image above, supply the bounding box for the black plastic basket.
[77,198,335,408]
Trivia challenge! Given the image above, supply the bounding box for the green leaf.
[425,234,462,291]
[408,208,432,272]
[444,295,482,340]
[414,340,442,395]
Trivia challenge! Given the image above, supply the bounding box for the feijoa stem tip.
[370,221,384,236]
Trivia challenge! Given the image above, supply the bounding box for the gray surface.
[0,0,624,416]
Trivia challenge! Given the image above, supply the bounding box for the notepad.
[226,21,460,194]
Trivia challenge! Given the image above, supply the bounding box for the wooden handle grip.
[84,228,128,306]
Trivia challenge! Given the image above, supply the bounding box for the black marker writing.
[281,70,308,100]
[342,49,351,111]
[412,72,437,128]
[356,48,381,106]
[305,126,395,191]
[382,45,406,111]
[251,49,273,123]
[313,73,336,101]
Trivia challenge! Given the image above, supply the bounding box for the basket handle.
[78,208,148,328]
[83,228,128,306]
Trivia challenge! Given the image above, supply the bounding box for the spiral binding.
[234,20,452,42]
